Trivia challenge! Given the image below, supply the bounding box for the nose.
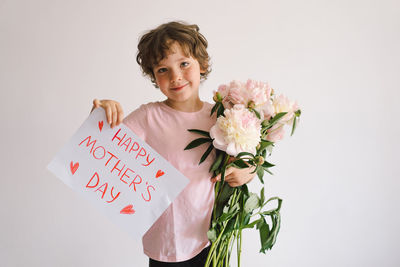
[170,68,182,84]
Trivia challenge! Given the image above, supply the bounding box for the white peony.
[210,105,261,157]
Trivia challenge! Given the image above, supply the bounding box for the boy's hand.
[91,99,124,128]
[211,164,256,187]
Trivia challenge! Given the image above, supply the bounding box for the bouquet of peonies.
[185,79,301,267]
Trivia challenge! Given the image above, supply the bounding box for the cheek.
[186,67,201,80]
[155,75,167,86]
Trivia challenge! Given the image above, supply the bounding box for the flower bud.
[213,92,222,102]
[270,88,275,96]
[255,156,264,165]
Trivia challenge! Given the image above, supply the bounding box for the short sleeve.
[123,104,148,140]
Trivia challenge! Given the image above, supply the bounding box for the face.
[153,42,204,110]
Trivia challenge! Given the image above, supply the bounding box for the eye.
[157,68,168,74]
[181,62,190,68]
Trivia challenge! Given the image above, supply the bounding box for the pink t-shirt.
[123,101,216,262]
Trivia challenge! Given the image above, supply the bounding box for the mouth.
[171,83,188,91]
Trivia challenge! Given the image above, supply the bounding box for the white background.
[1,0,399,266]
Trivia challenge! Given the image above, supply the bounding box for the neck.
[164,98,204,112]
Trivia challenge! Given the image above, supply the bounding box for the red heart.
[120,204,135,215]
[156,170,165,178]
[70,161,79,175]
[98,121,104,132]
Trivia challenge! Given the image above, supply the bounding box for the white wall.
[1,0,399,266]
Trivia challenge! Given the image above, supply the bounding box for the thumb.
[211,173,220,183]
[93,99,101,108]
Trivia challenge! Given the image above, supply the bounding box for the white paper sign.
[47,108,189,240]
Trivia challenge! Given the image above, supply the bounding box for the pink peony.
[215,80,272,115]
[272,94,299,125]
[265,124,285,142]
[210,105,261,156]
[262,100,274,121]
[216,84,229,99]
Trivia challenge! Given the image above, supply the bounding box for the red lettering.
[136,147,146,159]
[79,136,97,153]
[111,160,125,177]
[95,182,108,199]
[121,137,132,152]
[129,174,142,192]
[107,187,121,203]
[112,128,126,145]
[120,168,134,184]
[105,151,118,167]
[92,146,106,159]
[142,154,155,167]
[129,142,140,154]
[141,185,155,202]
[86,172,100,188]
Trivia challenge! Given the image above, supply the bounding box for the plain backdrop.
[1,0,399,266]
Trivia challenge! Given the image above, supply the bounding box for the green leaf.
[217,210,238,223]
[262,161,275,168]
[184,137,212,150]
[231,159,249,169]
[188,129,211,138]
[209,151,224,173]
[216,103,225,117]
[220,166,226,182]
[258,140,273,153]
[215,184,235,218]
[207,228,217,242]
[199,143,214,164]
[228,202,240,213]
[264,197,283,211]
[258,217,271,254]
[241,218,261,229]
[242,184,250,197]
[244,193,260,213]
[223,218,236,235]
[210,102,219,116]
[242,213,251,226]
[261,149,267,159]
[261,210,281,252]
[268,112,287,126]
[260,187,265,206]
[252,108,261,119]
[257,166,265,184]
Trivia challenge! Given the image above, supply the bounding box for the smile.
[171,83,188,91]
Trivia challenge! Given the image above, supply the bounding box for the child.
[92,21,254,267]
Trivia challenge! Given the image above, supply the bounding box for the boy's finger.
[93,99,100,108]
[211,173,221,183]
[111,104,118,128]
[224,167,234,176]
[105,106,112,125]
[116,103,124,125]
[228,181,240,187]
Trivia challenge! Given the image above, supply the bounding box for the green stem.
[213,181,221,220]
[207,154,247,266]
[205,214,232,266]
[237,228,242,267]
[226,233,234,266]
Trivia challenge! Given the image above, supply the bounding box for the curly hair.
[136,21,211,86]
